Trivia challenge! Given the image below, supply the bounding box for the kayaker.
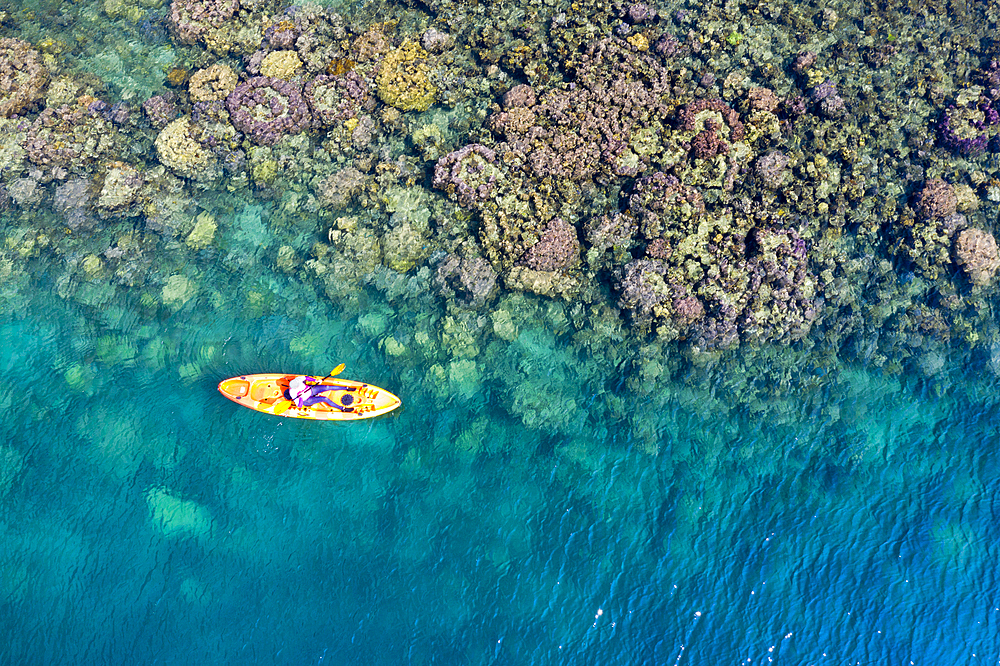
[287,375,355,412]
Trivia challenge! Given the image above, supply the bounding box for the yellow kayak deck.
[218,373,401,420]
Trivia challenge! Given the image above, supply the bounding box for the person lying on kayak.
[287,375,356,412]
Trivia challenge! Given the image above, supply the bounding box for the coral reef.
[188,64,238,103]
[937,99,999,157]
[376,40,436,112]
[954,228,999,286]
[432,144,502,208]
[303,72,373,127]
[0,38,49,118]
[185,210,217,249]
[616,258,673,331]
[167,0,240,46]
[280,4,349,74]
[738,226,819,344]
[518,217,580,271]
[53,178,93,229]
[673,98,750,190]
[94,161,144,215]
[584,213,638,256]
[225,76,311,145]
[616,182,820,348]
[23,98,123,181]
[2,0,1000,401]
[433,254,498,309]
[382,221,430,273]
[677,99,746,159]
[316,166,365,208]
[489,37,677,182]
[154,115,220,181]
[628,171,705,242]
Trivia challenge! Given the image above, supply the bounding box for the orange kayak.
[218,373,402,420]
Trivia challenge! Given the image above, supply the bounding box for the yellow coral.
[154,116,219,181]
[189,63,237,102]
[381,221,428,272]
[376,40,436,112]
[95,161,143,212]
[162,274,196,309]
[82,254,104,278]
[626,32,649,51]
[249,146,278,184]
[260,50,303,79]
[186,211,217,250]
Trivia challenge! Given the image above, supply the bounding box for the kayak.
[218,373,401,420]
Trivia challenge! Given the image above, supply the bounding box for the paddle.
[273,364,347,415]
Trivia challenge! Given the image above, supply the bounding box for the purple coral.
[627,171,705,240]
[624,3,656,24]
[432,144,501,208]
[303,72,372,127]
[420,28,454,54]
[937,101,998,157]
[792,51,817,74]
[489,37,676,181]
[809,80,846,118]
[672,295,704,327]
[142,94,178,129]
[226,76,311,145]
[519,218,580,271]
[503,84,535,109]
[690,120,728,159]
[676,99,745,162]
[653,34,684,58]
[746,87,780,113]
[646,237,671,260]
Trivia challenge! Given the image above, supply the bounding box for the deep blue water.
[1,252,999,665]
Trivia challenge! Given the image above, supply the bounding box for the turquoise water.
[2,0,1000,663]
[2,217,999,664]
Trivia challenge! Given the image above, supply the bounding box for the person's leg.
[313,384,355,393]
[303,393,352,411]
